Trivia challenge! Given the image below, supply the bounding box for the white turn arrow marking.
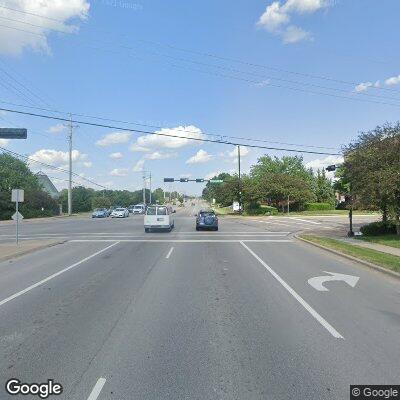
[308,271,360,292]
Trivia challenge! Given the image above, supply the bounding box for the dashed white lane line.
[0,242,119,308]
[166,247,174,259]
[87,378,107,400]
[69,239,293,243]
[240,241,344,340]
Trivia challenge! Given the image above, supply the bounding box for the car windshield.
[115,208,125,211]
[134,206,142,209]
[146,206,157,215]
[157,207,167,215]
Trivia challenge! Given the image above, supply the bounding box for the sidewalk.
[339,238,400,257]
[0,240,65,262]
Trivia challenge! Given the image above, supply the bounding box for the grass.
[286,210,378,216]
[212,206,234,216]
[357,235,400,249]
[299,234,400,273]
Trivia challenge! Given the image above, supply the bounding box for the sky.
[0,0,400,195]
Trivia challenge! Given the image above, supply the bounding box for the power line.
[0,106,342,156]
[0,146,108,189]
[0,100,341,151]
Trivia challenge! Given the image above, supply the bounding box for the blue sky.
[0,0,399,195]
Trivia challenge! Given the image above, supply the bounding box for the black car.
[196,210,218,231]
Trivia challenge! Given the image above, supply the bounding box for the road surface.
[0,205,398,399]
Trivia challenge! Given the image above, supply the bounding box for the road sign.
[0,128,27,139]
[209,179,224,184]
[12,189,24,202]
[308,271,359,292]
[12,212,24,221]
[164,178,175,182]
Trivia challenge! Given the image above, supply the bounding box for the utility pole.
[149,172,152,204]
[238,145,242,214]
[142,172,146,205]
[68,114,73,216]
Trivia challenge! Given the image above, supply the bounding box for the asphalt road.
[0,204,398,399]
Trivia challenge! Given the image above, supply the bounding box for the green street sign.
[209,179,224,184]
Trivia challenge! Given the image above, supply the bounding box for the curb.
[295,234,400,279]
[0,240,67,263]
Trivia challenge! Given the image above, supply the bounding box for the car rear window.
[200,212,215,217]
[146,206,157,215]
[157,207,167,215]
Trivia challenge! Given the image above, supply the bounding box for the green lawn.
[286,210,378,216]
[299,234,400,273]
[212,206,234,216]
[357,235,400,249]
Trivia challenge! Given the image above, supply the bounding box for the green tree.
[314,169,336,205]
[0,154,58,219]
[343,122,400,234]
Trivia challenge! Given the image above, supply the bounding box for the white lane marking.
[70,239,293,243]
[0,242,119,308]
[240,241,344,339]
[0,231,291,236]
[282,217,321,225]
[166,247,174,259]
[87,378,106,400]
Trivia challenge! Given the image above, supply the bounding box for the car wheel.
[215,227,219,231]
[196,226,200,231]
[145,228,150,233]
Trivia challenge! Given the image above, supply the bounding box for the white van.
[144,205,175,232]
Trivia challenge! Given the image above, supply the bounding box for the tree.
[0,154,58,220]
[343,122,400,234]
[315,169,336,205]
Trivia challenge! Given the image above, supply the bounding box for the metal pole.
[143,173,146,205]
[149,172,152,204]
[238,145,242,214]
[68,113,73,216]
[15,192,19,245]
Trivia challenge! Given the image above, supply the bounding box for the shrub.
[305,202,334,211]
[360,221,397,236]
[262,205,279,215]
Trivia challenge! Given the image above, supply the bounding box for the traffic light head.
[164,178,175,182]
[195,179,204,183]
[180,178,189,183]
[326,165,337,172]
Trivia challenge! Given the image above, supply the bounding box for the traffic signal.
[326,165,337,172]
[180,178,189,183]
[163,178,175,182]
[195,178,204,183]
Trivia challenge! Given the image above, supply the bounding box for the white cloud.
[0,0,90,56]
[28,149,88,167]
[110,168,129,177]
[255,79,270,88]
[186,149,213,164]
[133,159,145,172]
[0,138,10,147]
[257,0,329,43]
[109,152,123,159]
[130,125,204,151]
[83,161,92,168]
[130,143,151,152]
[145,151,176,160]
[355,82,373,93]
[282,25,311,43]
[96,131,131,147]
[385,75,400,86]
[257,1,290,32]
[47,123,66,134]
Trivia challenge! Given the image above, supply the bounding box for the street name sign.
[0,128,27,139]
[12,189,24,203]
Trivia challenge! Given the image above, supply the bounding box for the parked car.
[131,204,146,215]
[91,208,109,218]
[144,205,175,232]
[196,210,218,231]
[111,207,129,218]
